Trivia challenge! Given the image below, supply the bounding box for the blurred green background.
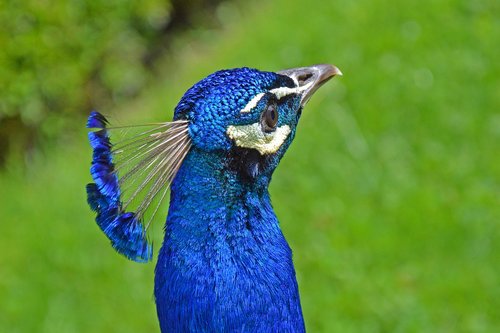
[1,0,499,332]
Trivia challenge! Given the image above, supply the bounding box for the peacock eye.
[261,102,278,133]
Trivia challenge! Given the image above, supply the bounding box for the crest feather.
[86,111,191,262]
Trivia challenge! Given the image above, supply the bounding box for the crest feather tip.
[87,111,109,129]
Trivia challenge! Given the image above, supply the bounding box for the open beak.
[277,64,342,107]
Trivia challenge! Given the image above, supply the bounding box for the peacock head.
[86,64,341,262]
[174,64,342,180]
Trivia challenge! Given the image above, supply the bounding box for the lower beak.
[277,64,342,106]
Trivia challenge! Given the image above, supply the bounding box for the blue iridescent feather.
[86,111,152,262]
[87,110,108,129]
[86,183,109,212]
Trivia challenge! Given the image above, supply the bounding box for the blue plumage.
[155,148,305,331]
[86,112,152,262]
[87,110,108,129]
[86,65,341,331]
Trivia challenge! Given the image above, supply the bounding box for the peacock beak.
[277,64,342,107]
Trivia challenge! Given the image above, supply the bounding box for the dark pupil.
[266,106,277,127]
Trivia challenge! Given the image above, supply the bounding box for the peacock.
[86,64,341,332]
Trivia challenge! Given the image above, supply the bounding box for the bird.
[86,64,341,332]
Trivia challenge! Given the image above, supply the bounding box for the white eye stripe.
[240,93,265,113]
[240,78,313,113]
[269,81,313,99]
[239,81,313,114]
[269,87,300,99]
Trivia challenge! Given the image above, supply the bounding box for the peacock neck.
[168,147,274,234]
[154,147,305,332]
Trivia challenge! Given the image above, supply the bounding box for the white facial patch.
[227,123,291,155]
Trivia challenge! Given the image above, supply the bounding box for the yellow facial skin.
[226,123,291,155]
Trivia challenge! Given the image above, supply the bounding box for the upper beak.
[277,64,342,106]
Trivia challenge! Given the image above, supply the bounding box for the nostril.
[297,72,313,86]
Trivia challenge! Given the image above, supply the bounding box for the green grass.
[1,0,499,331]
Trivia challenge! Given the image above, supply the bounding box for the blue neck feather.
[154,147,305,332]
